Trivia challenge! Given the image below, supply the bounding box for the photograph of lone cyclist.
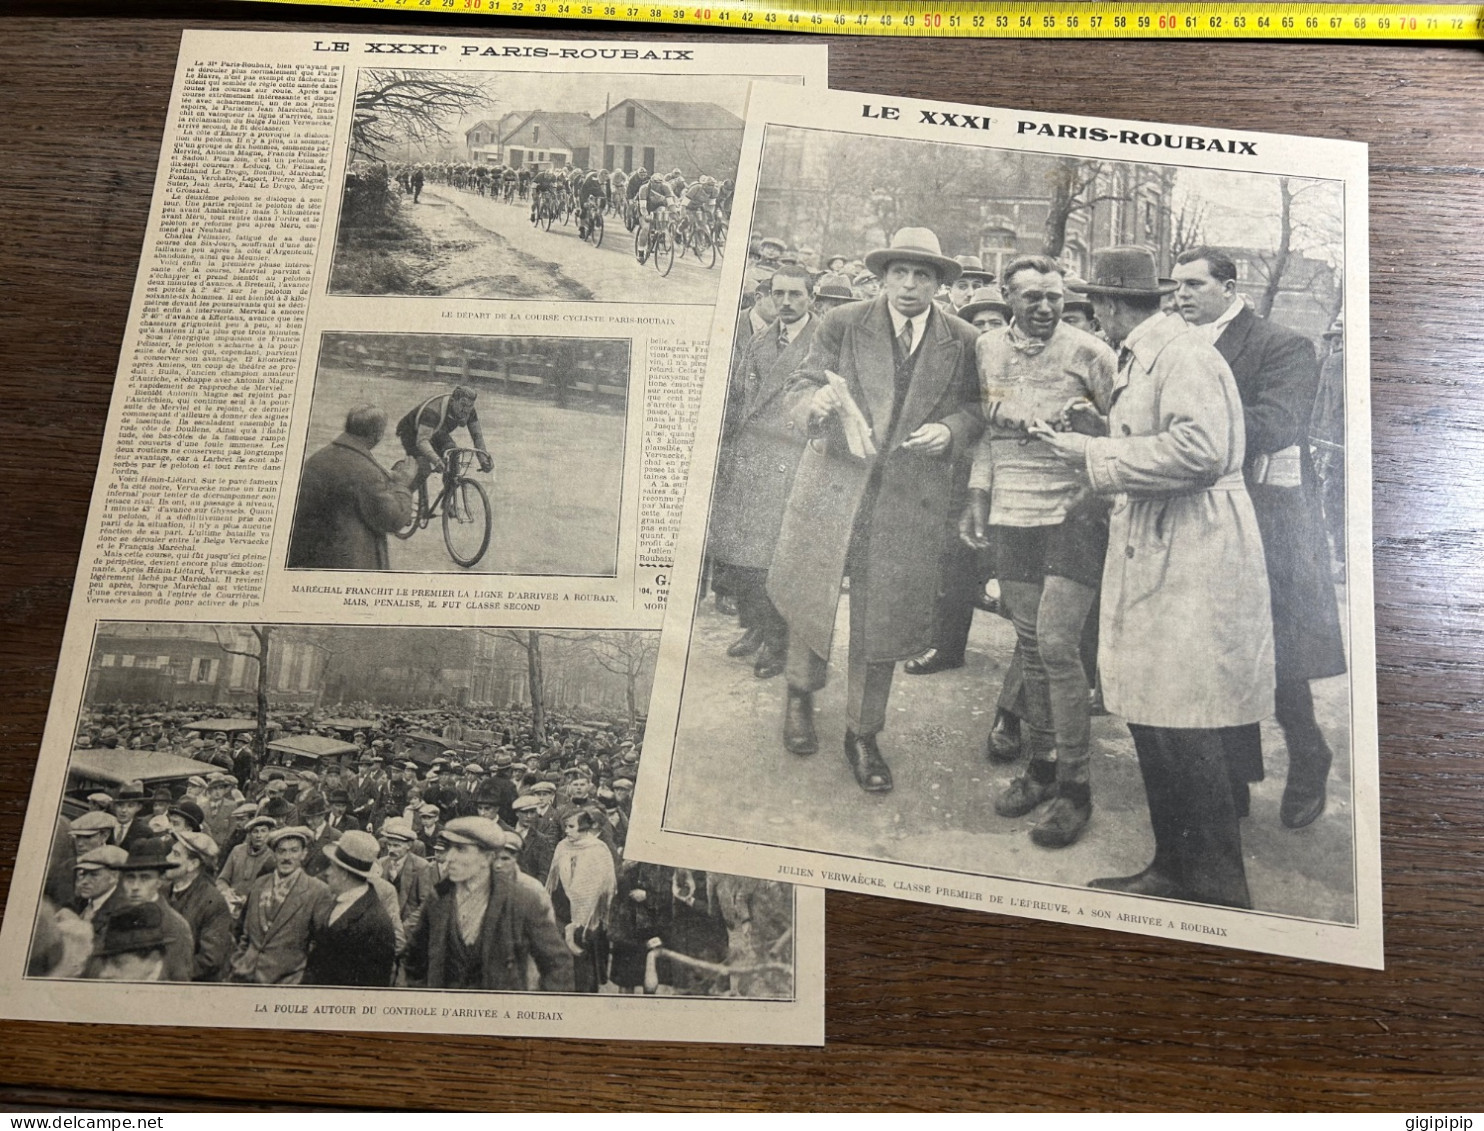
[286,332,629,577]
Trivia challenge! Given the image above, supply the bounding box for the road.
[407,186,723,306]
[662,592,1358,924]
[298,366,625,577]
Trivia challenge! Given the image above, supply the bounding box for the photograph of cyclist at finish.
[396,386,494,521]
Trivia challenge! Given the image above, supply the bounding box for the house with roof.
[495,110,597,171]
[465,111,532,165]
[587,98,744,179]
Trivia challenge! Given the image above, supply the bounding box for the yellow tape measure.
[248,0,1484,40]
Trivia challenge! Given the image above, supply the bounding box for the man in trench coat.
[767,228,983,793]
[1037,247,1274,908]
[1172,248,1347,829]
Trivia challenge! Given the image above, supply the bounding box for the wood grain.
[1,8,1482,1110]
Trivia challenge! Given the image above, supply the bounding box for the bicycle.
[633,207,676,276]
[580,198,605,247]
[394,447,493,569]
[685,207,717,269]
[532,189,556,231]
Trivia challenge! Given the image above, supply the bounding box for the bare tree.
[1164,170,1210,261]
[1251,177,1297,318]
[583,632,661,726]
[211,625,272,770]
[351,71,492,163]
[488,630,551,744]
[1041,157,1114,258]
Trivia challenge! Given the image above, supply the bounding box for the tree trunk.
[1042,158,1076,258]
[625,662,638,726]
[527,631,546,745]
[253,626,272,783]
[1259,178,1294,319]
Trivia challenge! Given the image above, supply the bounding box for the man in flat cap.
[1034,246,1273,907]
[303,830,397,987]
[165,830,233,981]
[116,838,195,982]
[67,845,130,930]
[218,814,278,905]
[513,795,559,883]
[403,817,573,992]
[230,826,334,984]
[67,811,121,858]
[377,817,436,942]
[768,227,983,793]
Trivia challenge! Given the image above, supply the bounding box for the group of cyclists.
[389,159,735,271]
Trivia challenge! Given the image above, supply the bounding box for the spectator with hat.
[168,799,206,837]
[948,255,995,311]
[1032,245,1274,906]
[326,788,362,833]
[230,826,334,984]
[957,288,1012,334]
[812,273,857,314]
[165,830,232,981]
[512,796,559,884]
[297,794,344,880]
[413,803,443,858]
[112,784,152,849]
[218,814,278,902]
[67,844,130,930]
[116,837,195,982]
[404,816,574,992]
[303,830,397,987]
[67,810,120,857]
[768,226,983,794]
[84,902,170,983]
[377,817,436,942]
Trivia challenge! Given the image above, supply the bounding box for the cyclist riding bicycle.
[396,386,493,520]
[529,167,559,223]
[575,170,608,239]
[682,175,720,232]
[636,171,678,264]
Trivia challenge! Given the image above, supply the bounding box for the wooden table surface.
[2,4,1482,1111]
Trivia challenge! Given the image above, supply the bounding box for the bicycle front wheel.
[656,233,675,277]
[693,225,716,269]
[590,212,605,248]
[443,478,492,568]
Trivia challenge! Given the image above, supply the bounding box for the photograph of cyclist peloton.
[326,70,794,305]
[285,333,628,577]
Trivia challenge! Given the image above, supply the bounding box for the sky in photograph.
[1174,168,1345,264]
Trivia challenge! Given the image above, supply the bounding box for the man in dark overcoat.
[767,228,983,793]
[1172,248,1347,829]
[710,264,820,678]
[286,405,417,571]
[303,831,397,987]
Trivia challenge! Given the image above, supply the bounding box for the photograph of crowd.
[28,622,795,999]
[327,69,799,305]
[285,332,628,576]
[658,126,1356,923]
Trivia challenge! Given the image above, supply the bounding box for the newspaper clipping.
[0,30,827,1043]
[626,83,1381,968]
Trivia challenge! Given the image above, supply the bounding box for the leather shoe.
[903,648,965,676]
[1088,863,1186,899]
[1280,776,1326,829]
[1030,783,1092,848]
[726,627,764,658]
[753,645,785,680]
[844,730,893,792]
[782,688,817,755]
[985,708,1022,763]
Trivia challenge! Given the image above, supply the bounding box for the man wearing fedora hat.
[1171,246,1347,830]
[303,830,397,987]
[1033,245,1274,907]
[297,794,343,880]
[230,826,333,984]
[710,263,821,681]
[115,837,196,981]
[768,226,983,793]
[948,255,996,311]
[84,902,171,982]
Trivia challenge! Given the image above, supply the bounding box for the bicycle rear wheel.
[443,478,492,568]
